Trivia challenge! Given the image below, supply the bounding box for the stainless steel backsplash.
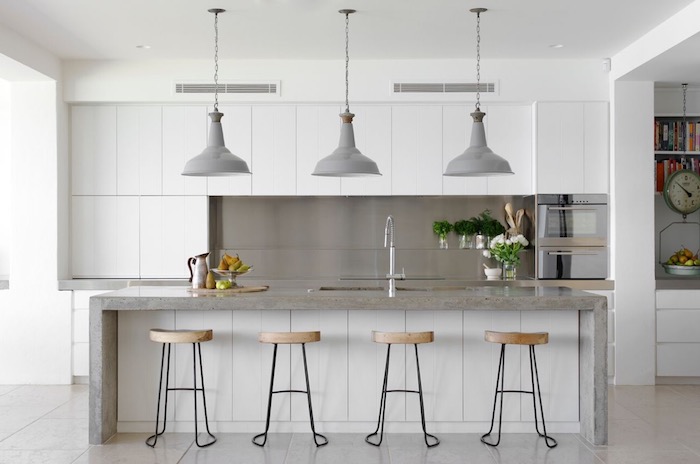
[210,196,535,280]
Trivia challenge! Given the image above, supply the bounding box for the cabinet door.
[251,106,296,195]
[536,102,585,194]
[583,102,609,193]
[340,106,392,196]
[486,105,533,195]
[139,196,208,278]
[291,310,348,421]
[71,196,139,277]
[442,105,487,195]
[296,105,342,196]
[117,106,162,196]
[391,106,443,195]
[162,106,208,195]
[72,106,117,195]
[207,105,253,196]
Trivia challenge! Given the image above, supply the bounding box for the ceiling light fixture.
[312,9,381,177]
[182,8,251,177]
[444,8,513,177]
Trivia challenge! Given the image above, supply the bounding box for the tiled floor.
[2,384,700,463]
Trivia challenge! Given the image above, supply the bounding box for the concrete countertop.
[91,285,607,312]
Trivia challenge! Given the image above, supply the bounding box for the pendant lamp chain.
[475,10,481,111]
[344,11,351,114]
[213,10,220,112]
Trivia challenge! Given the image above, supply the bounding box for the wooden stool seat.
[149,329,213,344]
[484,331,548,346]
[258,331,320,344]
[371,331,434,345]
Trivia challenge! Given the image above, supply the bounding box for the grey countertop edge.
[59,278,615,292]
[656,278,700,290]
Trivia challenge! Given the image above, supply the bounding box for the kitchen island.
[89,285,607,445]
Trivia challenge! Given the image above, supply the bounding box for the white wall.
[0,80,10,276]
[0,81,72,384]
[63,58,609,104]
[611,80,656,385]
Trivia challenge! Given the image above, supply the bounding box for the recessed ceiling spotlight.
[136,45,151,49]
[549,44,564,49]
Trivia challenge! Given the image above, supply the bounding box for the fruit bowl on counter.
[211,267,253,288]
[662,247,700,276]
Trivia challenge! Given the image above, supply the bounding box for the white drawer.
[656,290,700,309]
[657,343,700,376]
[657,310,700,342]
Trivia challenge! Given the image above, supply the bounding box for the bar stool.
[481,330,557,448]
[253,331,328,447]
[145,329,216,448]
[365,331,439,448]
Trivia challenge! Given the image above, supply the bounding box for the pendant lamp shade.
[312,9,381,177]
[443,110,513,176]
[443,8,513,177]
[181,9,251,177]
[312,112,381,177]
[182,111,251,176]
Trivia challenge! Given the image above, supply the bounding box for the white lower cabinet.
[115,308,581,430]
[656,290,700,377]
[71,196,139,278]
[139,196,208,279]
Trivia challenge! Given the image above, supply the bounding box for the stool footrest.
[385,389,420,394]
[272,389,309,394]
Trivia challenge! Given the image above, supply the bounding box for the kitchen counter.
[0,276,8,290]
[90,285,607,446]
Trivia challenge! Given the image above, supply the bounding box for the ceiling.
[0,0,696,63]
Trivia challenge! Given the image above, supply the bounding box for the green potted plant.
[454,219,479,249]
[432,220,453,249]
[480,210,506,240]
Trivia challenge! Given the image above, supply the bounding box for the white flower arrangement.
[482,233,529,265]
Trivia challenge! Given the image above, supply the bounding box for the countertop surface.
[91,285,608,311]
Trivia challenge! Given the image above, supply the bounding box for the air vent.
[393,82,496,94]
[174,81,279,95]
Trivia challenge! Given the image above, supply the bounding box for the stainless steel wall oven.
[536,194,608,279]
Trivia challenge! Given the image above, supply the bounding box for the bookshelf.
[655,116,700,193]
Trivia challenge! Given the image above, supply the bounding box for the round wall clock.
[664,169,700,215]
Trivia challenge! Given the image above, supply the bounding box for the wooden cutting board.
[187,285,269,294]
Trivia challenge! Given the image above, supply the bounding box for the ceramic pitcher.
[187,252,210,289]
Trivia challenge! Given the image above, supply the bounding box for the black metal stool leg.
[365,344,392,446]
[481,343,506,447]
[253,343,278,447]
[301,343,328,447]
[414,344,439,447]
[529,345,557,448]
[193,342,216,447]
[146,343,171,447]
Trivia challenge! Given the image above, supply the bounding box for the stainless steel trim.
[538,237,607,247]
[546,251,599,256]
[547,206,598,211]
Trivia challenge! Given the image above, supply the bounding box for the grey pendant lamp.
[444,8,513,177]
[312,9,381,177]
[182,8,251,177]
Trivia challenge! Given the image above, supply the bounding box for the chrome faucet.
[384,215,405,297]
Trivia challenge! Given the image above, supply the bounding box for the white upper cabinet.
[391,106,443,195]
[486,104,534,195]
[72,106,117,195]
[442,105,487,195]
[251,106,297,195]
[71,196,139,278]
[537,102,609,194]
[139,196,208,278]
[207,105,253,196]
[161,106,208,196]
[296,105,342,196]
[117,106,162,196]
[340,105,392,196]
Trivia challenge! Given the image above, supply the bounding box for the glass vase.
[458,234,473,249]
[502,262,517,280]
[439,235,448,249]
[474,234,487,250]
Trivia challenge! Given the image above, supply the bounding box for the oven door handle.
[547,206,598,211]
[546,251,600,256]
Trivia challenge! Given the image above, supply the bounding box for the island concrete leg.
[89,302,118,445]
[579,306,608,445]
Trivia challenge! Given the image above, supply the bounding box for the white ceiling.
[0,0,698,83]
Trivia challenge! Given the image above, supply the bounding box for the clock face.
[664,169,700,215]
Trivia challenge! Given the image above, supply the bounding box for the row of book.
[655,120,700,151]
[655,158,700,192]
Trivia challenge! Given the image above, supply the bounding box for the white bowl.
[484,268,502,280]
